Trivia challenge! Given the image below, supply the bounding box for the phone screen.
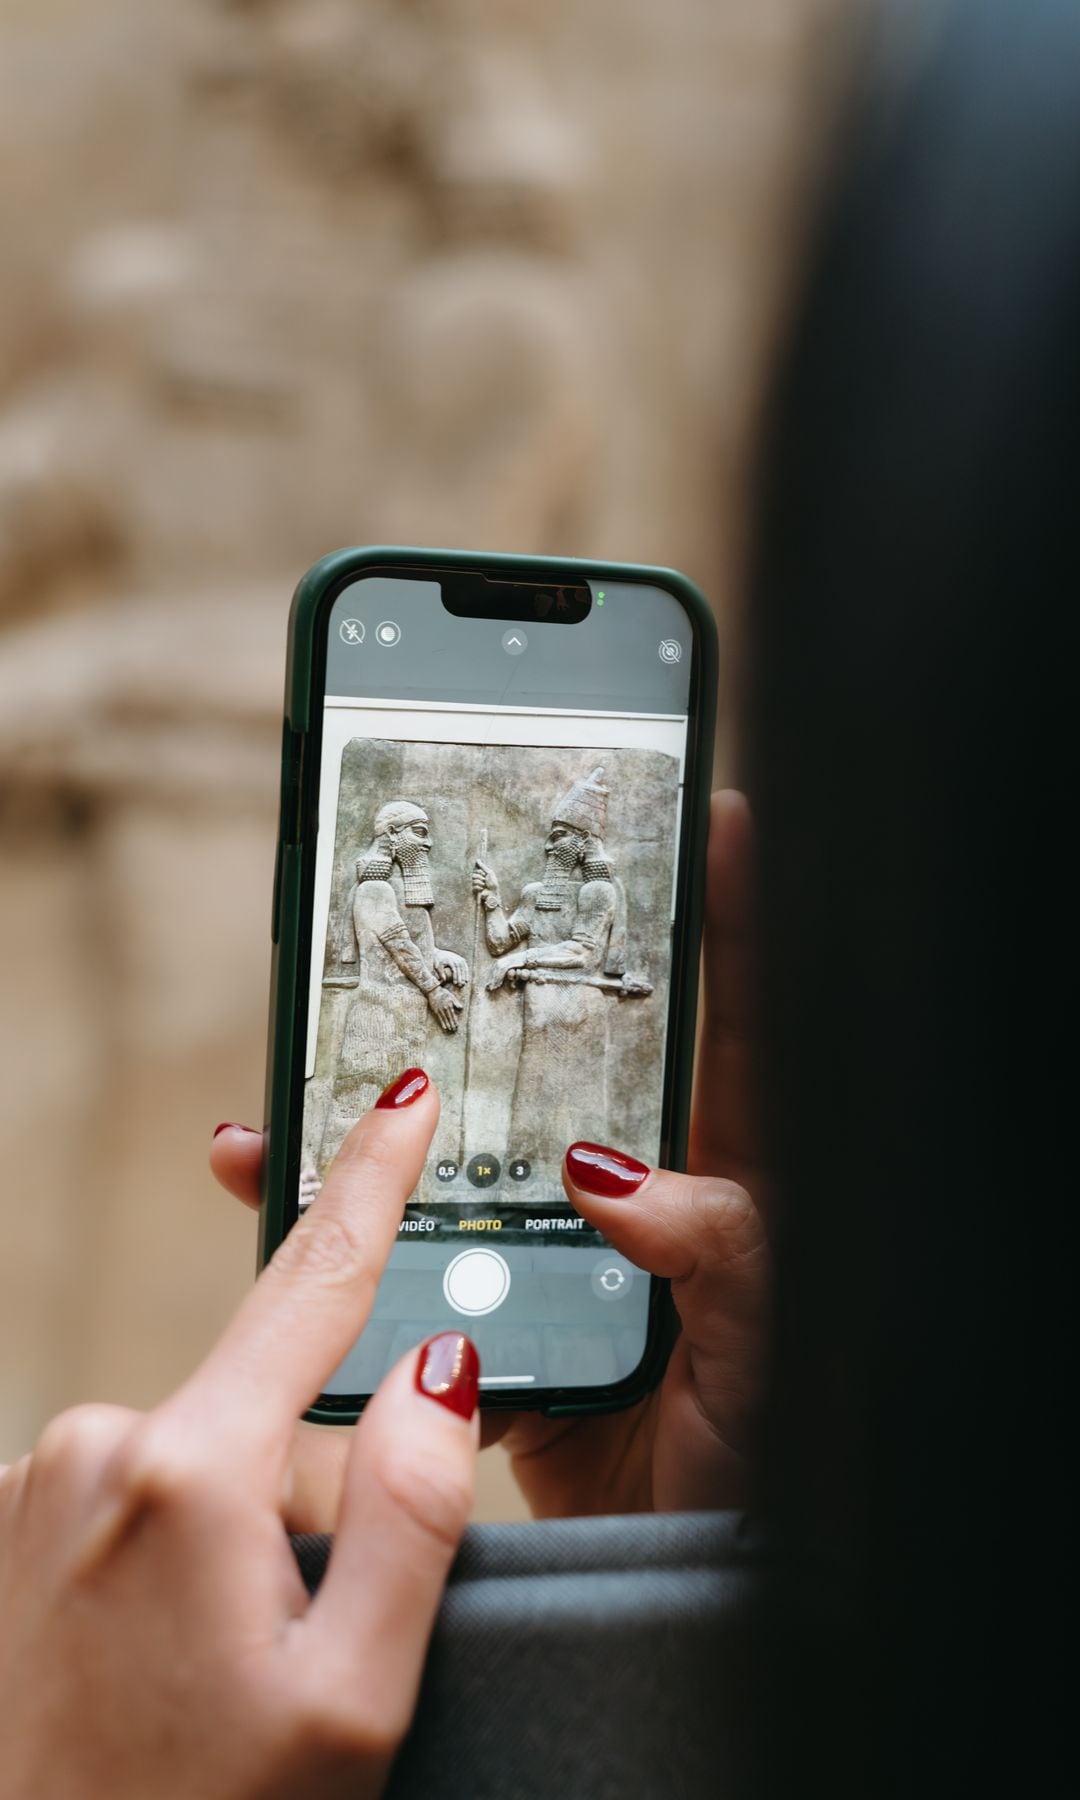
[298,568,696,1405]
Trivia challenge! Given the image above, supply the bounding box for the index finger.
[175,1070,438,1459]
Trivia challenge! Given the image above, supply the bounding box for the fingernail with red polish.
[213,1122,256,1139]
[566,1141,650,1198]
[416,1333,480,1420]
[375,1068,429,1110]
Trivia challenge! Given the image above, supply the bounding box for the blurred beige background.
[0,0,846,1517]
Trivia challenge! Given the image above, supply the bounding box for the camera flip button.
[590,1256,635,1302]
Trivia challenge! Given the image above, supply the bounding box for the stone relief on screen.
[301,740,680,1208]
[316,799,470,1172]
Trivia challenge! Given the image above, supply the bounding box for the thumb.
[563,1142,769,1451]
[299,1333,479,1752]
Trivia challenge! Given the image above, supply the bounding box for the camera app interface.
[301,572,693,1397]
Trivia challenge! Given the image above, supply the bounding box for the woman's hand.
[488,789,768,1515]
[0,1078,479,1800]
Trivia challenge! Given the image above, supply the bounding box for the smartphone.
[260,547,717,1420]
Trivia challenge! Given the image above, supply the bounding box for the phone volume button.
[271,839,283,943]
[279,724,306,845]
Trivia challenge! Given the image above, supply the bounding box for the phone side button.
[270,839,283,943]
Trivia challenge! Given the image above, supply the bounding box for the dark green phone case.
[259,546,718,1421]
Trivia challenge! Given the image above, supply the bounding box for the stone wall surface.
[0,0,851,1516]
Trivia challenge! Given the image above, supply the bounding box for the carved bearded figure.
[472,768,645,1175]
[319,800,467,1169]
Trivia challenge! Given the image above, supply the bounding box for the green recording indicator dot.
[597,590,605,605]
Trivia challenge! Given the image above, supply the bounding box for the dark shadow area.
[746,2,1078,1792]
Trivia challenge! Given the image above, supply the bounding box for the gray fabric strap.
[292,1511,763,1799]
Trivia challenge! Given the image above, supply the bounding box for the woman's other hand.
[490,789,768,1514]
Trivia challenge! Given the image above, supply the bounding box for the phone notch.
[440,573,592,625]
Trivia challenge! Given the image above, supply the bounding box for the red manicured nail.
[566,1141,650,1198]
[415,1333,479,1419]
[375,1068,429,1110]
[213,1122,256,1139]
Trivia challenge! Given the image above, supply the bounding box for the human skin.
[213,790,769,1522]
[0,1081,480,1799]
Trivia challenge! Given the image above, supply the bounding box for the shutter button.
[443,1249,511,1317]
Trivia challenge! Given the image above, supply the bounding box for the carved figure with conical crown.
[471,767,651,1180]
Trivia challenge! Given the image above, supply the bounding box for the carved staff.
[499,968,654,997]
[530,969,652,997]
[458,825,487,1167]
